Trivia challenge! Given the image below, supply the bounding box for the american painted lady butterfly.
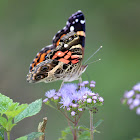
[27,10,87,87]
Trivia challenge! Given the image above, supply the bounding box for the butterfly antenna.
[84,46,103,65]
[88,59,101,65]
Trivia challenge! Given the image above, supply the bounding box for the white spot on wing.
[70,26,74,31]
[57,30,61,33]
[77,10,82,13]
[58,52,61,55]
[63,26,66,30]
[66,21,69,25]
[41,48,45,51]
[47,44,53,48]
[64,44,68,48]
[72,21,75,24]
[75,19,78,22]
[53,36,55,40]
[80,20,85,24]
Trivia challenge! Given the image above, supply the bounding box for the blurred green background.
[0,0,140,139]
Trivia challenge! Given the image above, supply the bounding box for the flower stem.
[90,110,94,140]
[73,116,77,140]
[64,109,74,136]
[7,131,10,140]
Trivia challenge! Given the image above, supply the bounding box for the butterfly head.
[79,64,88,76]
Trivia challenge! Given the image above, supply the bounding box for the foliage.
[16,132,44,140]
[0,93,42,140]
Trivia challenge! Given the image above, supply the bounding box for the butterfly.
[27,10,87,87]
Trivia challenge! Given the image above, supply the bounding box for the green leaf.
[16,132,44,140]
[78,131,90,140]
[7,102,19,111]
[0,126,5,140]
[5,104,28,118]
[6,118,16,131]
[94,119,103,128]
[62,127,71,138]
[14,99,42,123]
[27,132,44,140]
[0,116,7,128]
[78,126,89,131]
[59,127,72,140]
[0,93,13,115]
[16,136,27,140]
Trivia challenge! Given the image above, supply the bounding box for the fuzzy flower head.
[122,83,140,115]
[44,80,104,116]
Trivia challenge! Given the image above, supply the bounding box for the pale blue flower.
[133,83,140,92]
[87,98,92,103]
[44,80,103,115]
[71,111,76,116]
[78,108,83,111]
[90,80,96,84]
[71,90,83,101]
[136,94,140,99]
[45,89,56,98]
[43,98,48,102]
[92,96,97,100]
[83,81,89,85]
[124,90,134,98]
[78,83,85,87]
[90,84,95,88]
[53,95,59,100]
[98,97,104,102]
[61,83,78,94]
[80,87,92,95]
[60,96,72,108]
[129,104,134,110]
[136,107,140,115]
[72,103,78,108]
[67,107,71,111]
[133,98,140,107]
[88,92,96,96]
[93,100,96,103]
[127,98,133,105]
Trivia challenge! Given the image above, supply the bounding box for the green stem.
[90,110,94,140]
[73,116,77,140]
[64,109,74,135]
[7,131,10,140]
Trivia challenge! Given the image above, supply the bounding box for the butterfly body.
[27,10,86,84]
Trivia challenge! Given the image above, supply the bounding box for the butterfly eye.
[35,74,44,80]
[74,34,77,37]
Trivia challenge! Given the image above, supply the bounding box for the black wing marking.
[52,10,85,48]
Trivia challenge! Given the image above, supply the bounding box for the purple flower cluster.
[43,81,104,116]
[122,83,140,115]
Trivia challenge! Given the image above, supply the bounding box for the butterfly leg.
[59,81,64,90]
[79,77,82,83]
[78,77,83,89]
